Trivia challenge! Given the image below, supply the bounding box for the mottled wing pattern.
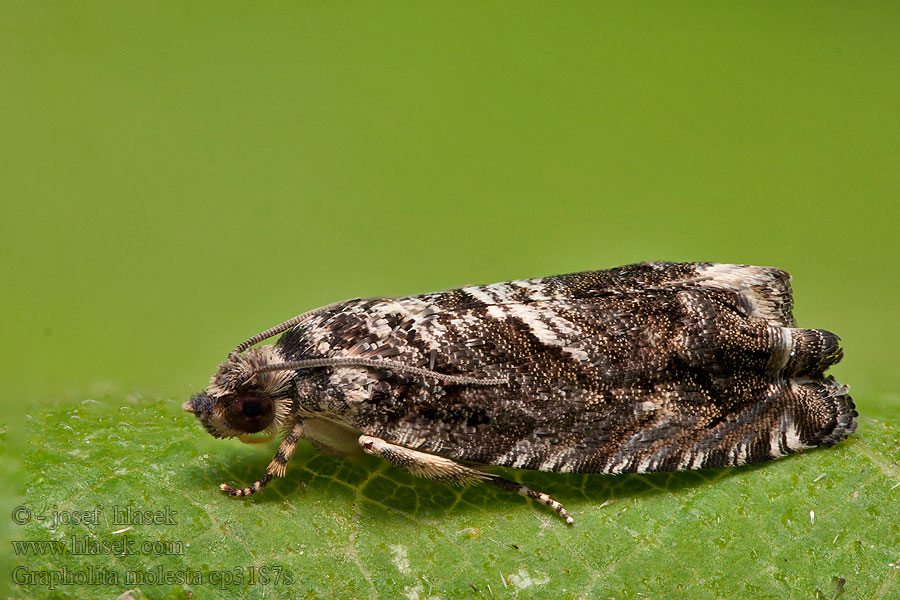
[276,261,855,475]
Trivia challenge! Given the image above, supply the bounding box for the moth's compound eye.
[225,392,275,433]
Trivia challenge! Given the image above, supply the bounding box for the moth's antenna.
[253,357,508,386]
[230,301,344,356]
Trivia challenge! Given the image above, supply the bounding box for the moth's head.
[183,346,293,440]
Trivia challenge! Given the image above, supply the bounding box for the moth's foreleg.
[358,435,574,524]
[221,421,305,497]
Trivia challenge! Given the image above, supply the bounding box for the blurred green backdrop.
[2,2,898,406]
[2,2,899,598]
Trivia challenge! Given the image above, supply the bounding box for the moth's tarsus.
[488,477,575,525]
[219,473,273,497]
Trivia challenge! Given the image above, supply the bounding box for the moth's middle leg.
[358,435,574,524]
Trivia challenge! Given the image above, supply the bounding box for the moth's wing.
[275,261,793,361]
[419,261,795,325]
[347,366,854,476]
[276,262,851,473]
[480,374,855,474]
[659,262,796,327]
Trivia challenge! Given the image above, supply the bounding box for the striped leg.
[488,477,574,525]
[221,421,305,497]
[359,435,574,524]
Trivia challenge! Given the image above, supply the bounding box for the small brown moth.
[184,262,855,523]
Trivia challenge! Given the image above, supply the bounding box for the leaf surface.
[9,392,900,599]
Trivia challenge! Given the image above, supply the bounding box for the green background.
[2,2,898,599]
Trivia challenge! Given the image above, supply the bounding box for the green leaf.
[10,392,900,600]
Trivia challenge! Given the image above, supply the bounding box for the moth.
[184,262,856,524]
